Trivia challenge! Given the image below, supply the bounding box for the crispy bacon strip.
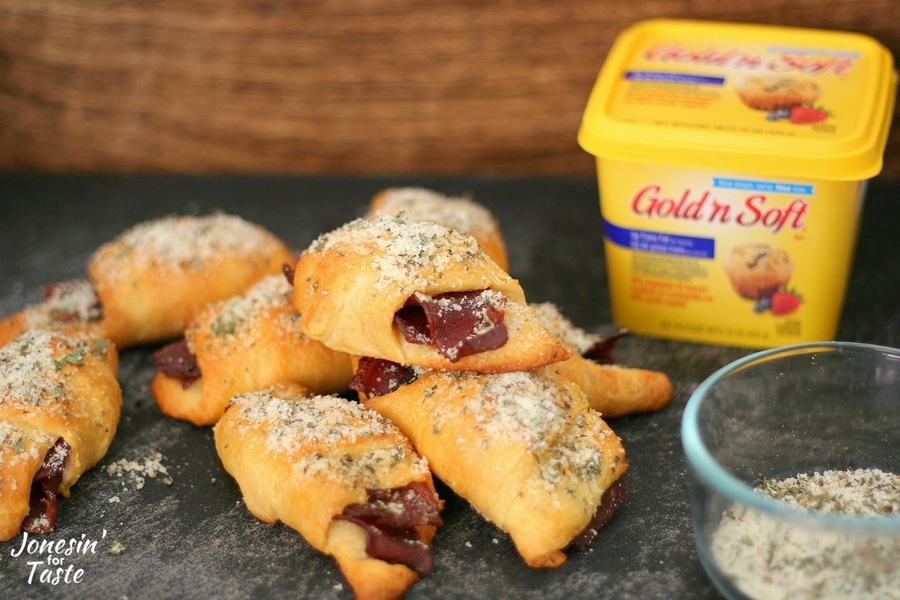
[349,357,418,397]
[582,329,629,365]
[282,262,295,286]
[394,290,508,362]
[571,477,627,550]
[337,481,443,576]
[22,438,71,534]
[152,339,202,388]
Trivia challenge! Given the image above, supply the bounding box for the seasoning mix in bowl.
[681,342,900,599]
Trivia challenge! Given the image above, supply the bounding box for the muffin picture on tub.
[723,243,802,316]
[735,77,831,124]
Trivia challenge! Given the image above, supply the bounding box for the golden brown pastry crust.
[551,358,673,418]
[532,302,673,417]
[363,366,627,568]
[87,214,295,348]
[367,187,510,271]
[151,275,353,426]
[291,216,568,373]
[0,330,121,541]
[214,383,439,600]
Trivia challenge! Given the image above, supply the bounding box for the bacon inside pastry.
[150,275,352,426]
[362,366,628,568]
[0,329,121,541]
[22,438,71,534]
[214,383,442,600]
[336,480,443,576]
[394,290,509,361]
[291,215,568,373]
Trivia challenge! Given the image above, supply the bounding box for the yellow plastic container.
[578,19,897,348]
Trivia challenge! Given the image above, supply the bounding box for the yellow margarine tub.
[578,19,897,348]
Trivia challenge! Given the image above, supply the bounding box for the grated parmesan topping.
[295,446,419,483]
[371,187,501,239]
[531,302,600,354]
[0,330,100,469]
[438,370,604,492]
[42,439,69,472]
[0,421,38,470]
[712,468,900,600]
[0,329,88,411]
[91,214,278,277]
[307,215,486,292]
[231,389,429,484]
[0,421,25,451]
[24,279,102,327]
[241,392,393,449]
[499,301,543,343]
[189,275,296,347]
[105,450,173,489]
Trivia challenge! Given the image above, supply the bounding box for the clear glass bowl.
[682,342,900,600]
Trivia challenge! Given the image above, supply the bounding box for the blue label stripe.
[713,178,814,196]
[603,218,716,258]
[624,71,725,86]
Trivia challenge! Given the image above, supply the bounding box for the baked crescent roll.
[214,383,442,600]
[362,366,628,569]
[0,329,121,541]
[366,187,510,271]
[532,303,673,417]
[151,275,353,426]
[291,215,568,373]
[0,280,104,348]
[87,214,295,348]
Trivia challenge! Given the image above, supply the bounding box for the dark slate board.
[0,174,897,600]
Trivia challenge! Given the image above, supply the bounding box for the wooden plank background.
[1,0,898,177]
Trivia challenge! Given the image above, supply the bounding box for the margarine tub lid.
[578,19,897,180]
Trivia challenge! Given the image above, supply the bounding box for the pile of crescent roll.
[0,188,672,600]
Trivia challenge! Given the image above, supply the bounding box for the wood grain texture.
[1,0,898,177]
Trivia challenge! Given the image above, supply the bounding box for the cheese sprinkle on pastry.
[214,383,442,600]
[0,329,121,541]
[291,215,568,373]
[363,366,627,568]
[366,187,510,271]
[88,214,295,348]
[0,280,104,348]
[151,275,353,425]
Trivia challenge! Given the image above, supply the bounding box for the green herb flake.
[55,348,86,370]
